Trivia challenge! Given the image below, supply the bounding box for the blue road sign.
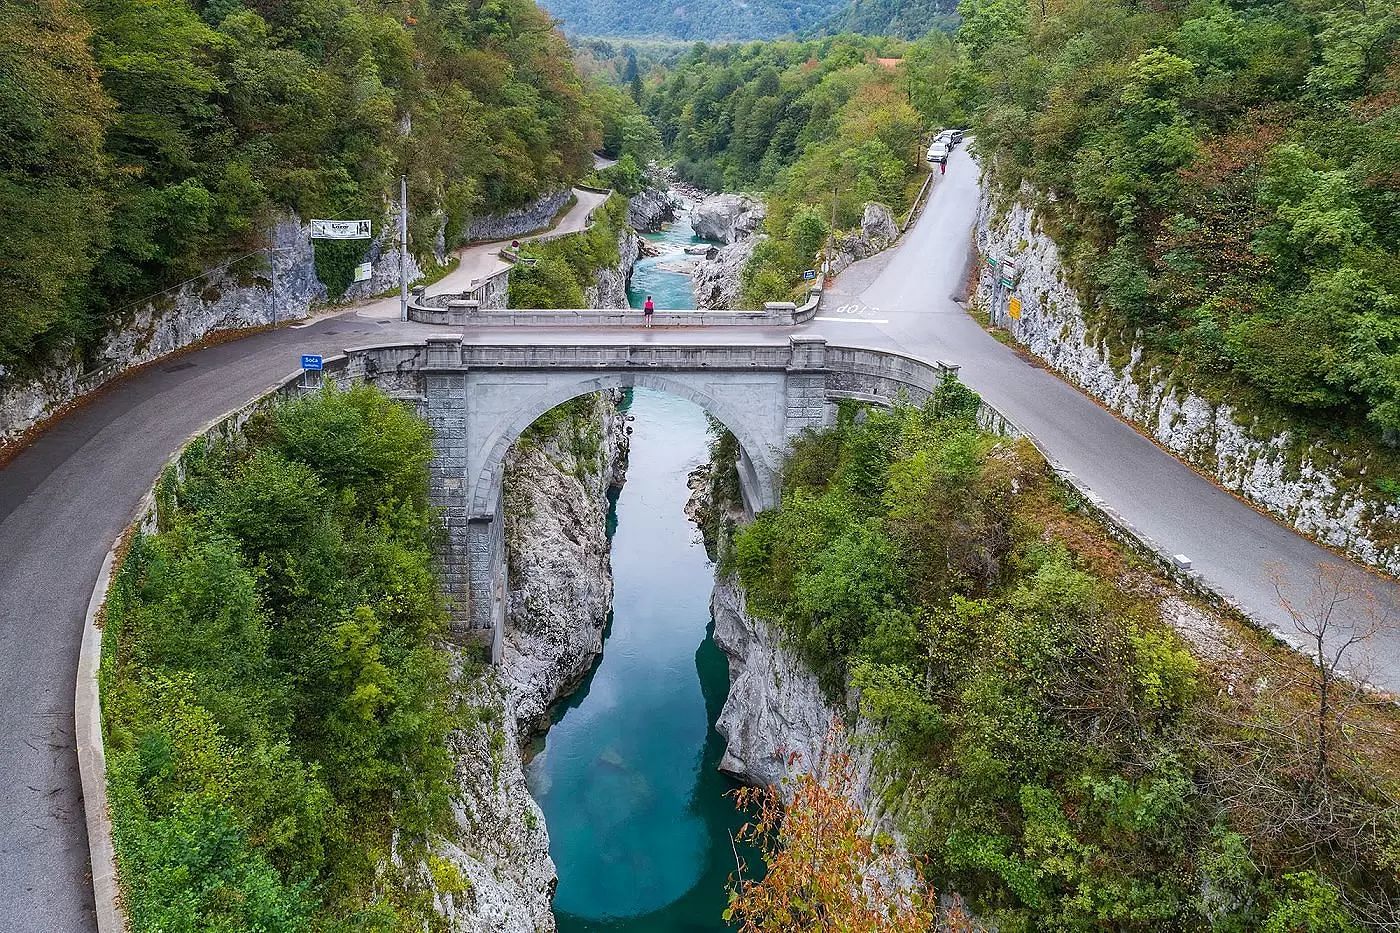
[301,354,323,371]
[803,269,817,280]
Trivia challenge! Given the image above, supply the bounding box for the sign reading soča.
[311,219,372,240]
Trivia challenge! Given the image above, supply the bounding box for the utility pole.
[269,225,278,327]
[399,173,409,322]
[825,182,839,286]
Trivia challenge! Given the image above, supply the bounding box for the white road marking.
[813,316,890,324]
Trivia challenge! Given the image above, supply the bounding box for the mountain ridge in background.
[538,0,849,39]
[813,0,958,39]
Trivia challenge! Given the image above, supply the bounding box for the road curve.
[2,146,1398,929]
[430,187,613,297]
[828,146,1399,644]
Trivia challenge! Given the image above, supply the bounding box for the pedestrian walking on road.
[643,295,655,327]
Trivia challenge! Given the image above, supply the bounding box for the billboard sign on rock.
[310,219,371,240]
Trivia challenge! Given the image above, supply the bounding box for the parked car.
[934,130,954,146]
[927,142,950,163]
[950,129,965,144]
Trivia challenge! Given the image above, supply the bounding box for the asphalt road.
[432,187,612,297]
[2,145,1397,929]
[814,146,1400,673]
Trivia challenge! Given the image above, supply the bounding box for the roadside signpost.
[301,354,323,371]
[999,258,1018,289]
[803,269,817,280]
[1008,296,1022,320]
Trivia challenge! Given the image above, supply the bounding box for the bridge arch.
[339,336,960,660]
[470,372,779,521]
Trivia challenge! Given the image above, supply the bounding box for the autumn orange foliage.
[725,729,941,933]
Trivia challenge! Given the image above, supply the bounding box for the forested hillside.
[646,36,969,303]
[732,387,1400,928]
[814,0,958,40]
[104,386,460,928]
[1,0,595,373]
[965,0,1400,441]
[538,0,846,41]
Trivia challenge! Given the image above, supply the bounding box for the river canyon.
[516,201,760,930]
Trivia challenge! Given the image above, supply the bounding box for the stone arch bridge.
[319,335,991,659]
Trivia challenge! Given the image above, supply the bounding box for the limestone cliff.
[501,391,630,733]
[0,200,448,449]
[464,190,571,242]
[690,193,766,244]
[627,187,680,232]
[428,390,629,931]
[690,193,766,310]
[710,574,901,820]
[430,668,556,933]
[586,226,641,311]
[975,191,1400,576]
[693,237,761,310]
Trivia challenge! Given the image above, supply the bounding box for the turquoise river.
[525,202,758,931]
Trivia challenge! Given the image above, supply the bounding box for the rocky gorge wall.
[627,185,679,232]
[0,190,455,450]
[975,192,1400,576]
[463,190,571,243]
[688,195,901,310]
[0,187,582,453]
[685,453,917,876]
[691,194,766,310]
[585,224,640,310]
[424,388,630,929]
[0,210,407,449]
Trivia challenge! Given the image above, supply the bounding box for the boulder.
[692,236,761,309]
[627,187,679,232]
[861,202,898,246]
[828,201,898,277]
[690,193,766,244]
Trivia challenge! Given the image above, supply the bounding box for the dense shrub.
[732,379,1399,928]
[101,384,457,929]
